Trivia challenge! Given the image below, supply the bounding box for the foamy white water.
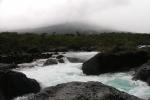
[64,51,99,61]
[14,52,150,100]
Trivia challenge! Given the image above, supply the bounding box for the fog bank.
[0,0,150,33]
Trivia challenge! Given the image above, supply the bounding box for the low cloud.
[0,0,150,33]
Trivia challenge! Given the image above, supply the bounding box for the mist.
[0,0,150,33]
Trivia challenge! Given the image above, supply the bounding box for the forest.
[0,32,150,55]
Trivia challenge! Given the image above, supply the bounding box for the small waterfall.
[62,57,70,64]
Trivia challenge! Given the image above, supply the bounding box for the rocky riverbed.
[0,51,150,100]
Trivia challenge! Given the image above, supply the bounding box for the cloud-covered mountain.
[17,22,116,34]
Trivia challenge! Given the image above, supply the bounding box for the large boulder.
[133,60,150,85]
[0,70,41,100]
[82,51,149,75]
[18,81,143,100]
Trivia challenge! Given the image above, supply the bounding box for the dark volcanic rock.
[43,58,58,66]
[134,60,150,85]
[0,63,18,70]
[82,51,149,75]
[58,58,65,63]
[56,55,64,59]
[0,70,41,100]
[19,81,143,100]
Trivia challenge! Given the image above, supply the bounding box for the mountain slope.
[17,23,116,34]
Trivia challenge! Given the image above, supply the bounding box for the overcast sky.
[0,0,150,33]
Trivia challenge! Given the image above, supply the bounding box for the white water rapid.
[14,52,150,100]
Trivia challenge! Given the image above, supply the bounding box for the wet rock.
[82,51,149,75]
[43,58,58,66]
[56,55,64,59]
[133,60,150,85]
[19,81,142,100]
[58,58,65,63]
[0,70,41,100]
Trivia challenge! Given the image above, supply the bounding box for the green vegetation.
[0,32,150,55]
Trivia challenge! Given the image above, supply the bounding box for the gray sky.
[0,0,150,33]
